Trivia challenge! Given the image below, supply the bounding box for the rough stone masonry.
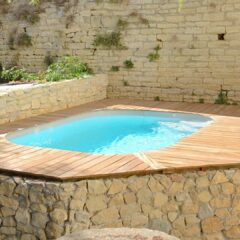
[0,0,240,104]
[0,168,240,239]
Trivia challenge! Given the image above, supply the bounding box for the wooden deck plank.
[0,99,240,181]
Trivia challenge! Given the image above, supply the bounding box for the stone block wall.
[0,168,240,239]
[0,74,108,124]
[0,0,240,104]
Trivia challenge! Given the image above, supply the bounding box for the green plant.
[215,87,229,105]
[111,66,120,72]
[0,66,36,83]
[199,98,204,104]
[148,45,161,62]
[6,0,40,5]
[117,19,128,29]
[44,56,93,82]
[93,31,126,49]
[123,59,134,69]
[17,33,32,47]
[44,54,57,66]
[123,80,129,86]
[154,96,160,101]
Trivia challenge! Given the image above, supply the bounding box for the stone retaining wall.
[0,74,108,125]
[0,168,240,240]
[1,0,240,104]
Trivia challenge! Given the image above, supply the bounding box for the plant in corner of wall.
[148,45,161,62]
[17,32,32,47]
[123,59,134,69]
[215,87,229,105]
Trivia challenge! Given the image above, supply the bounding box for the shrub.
[0,66,36,83]
[44,56,93,82]
[93,31,126,49]
[215,89,229,105]
[148,45,161,62]
[123,59,134,69]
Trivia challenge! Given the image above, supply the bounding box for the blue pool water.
[8,110,212,154]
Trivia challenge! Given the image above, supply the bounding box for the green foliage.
[44,56,93,82]
[215,88,229,105]
[154,96,160,101]
[93,31,126,49]
[17,33,32,47]
[111,66,120,72]
[123,59,134,69]
[117,19,128,29]
[148,45,161,62]
[6,0,39,5]
[44,54,56,66]
[123,80,129,86]
[199,98,204,104]
[0,66,36,83]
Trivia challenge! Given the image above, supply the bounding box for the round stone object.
[58,228,180,240]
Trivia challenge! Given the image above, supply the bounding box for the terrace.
[0,0,240,239]
[0,99,240,181]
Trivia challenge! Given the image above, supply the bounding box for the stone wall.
[0,74,108,124]
[0,0,240,104]
[0,167,240,240]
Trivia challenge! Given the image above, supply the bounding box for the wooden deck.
[0,99,240,181]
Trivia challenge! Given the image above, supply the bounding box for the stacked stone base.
[0,168,240,239]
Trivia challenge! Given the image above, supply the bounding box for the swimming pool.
[7,110,212,154]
